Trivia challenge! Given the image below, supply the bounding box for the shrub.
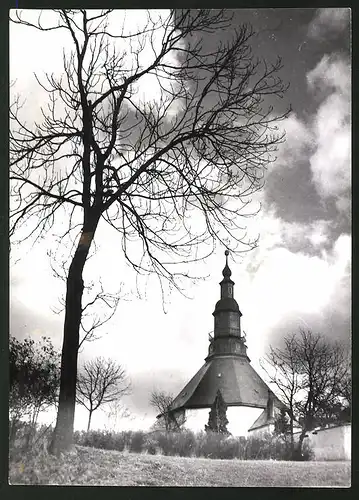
[73,429,130,453]
[9,421,54,462]
[129,430,145,453]
[218,436,240,459]
[112,432,126,452]
[85,430,107,449]
[144,435,158,455]
[143,429,197,457]
[59,426,310,461]
[156,431,174,456]
[195,431,224,458]
[175,429,196,457]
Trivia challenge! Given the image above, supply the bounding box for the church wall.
[185,408,210,433]
[184,407,264,436]
[227,407,264,436]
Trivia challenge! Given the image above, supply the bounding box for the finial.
[222,249,232,278]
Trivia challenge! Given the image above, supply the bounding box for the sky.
[9,8,351,433]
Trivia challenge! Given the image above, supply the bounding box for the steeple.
[207,250,248,361]
[220,249,234,299]
[166,249,287,420]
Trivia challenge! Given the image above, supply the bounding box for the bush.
[156,431,173,456]
[144,434,158,455]
[244,434,291,460]
[175,429,197,457]
[70,427,312,461]
[73,429,130,453]
[195,431,225,458]
[218,436,240,459]
[9,421,54,461]
[129,430,145,453]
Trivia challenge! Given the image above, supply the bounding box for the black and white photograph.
[9,8,351,487]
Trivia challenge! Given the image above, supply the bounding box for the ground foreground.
[9,445,351,487]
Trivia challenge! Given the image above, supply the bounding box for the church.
[161,250,286,437]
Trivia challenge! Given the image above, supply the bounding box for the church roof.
[248,409,302,433]
[247,409,274,432]
[169,355,284,411]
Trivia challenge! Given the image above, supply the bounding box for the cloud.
[308,8,350,40]
[273,54,351,216]
[241,229,351,356]
[244,208,333,261]
[275,114,313,168]
[307,55,351,212]
[307,54,350,96]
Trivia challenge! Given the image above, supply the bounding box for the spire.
[222,249,232,279]
[220,249,234,299]
[207,248,248,361]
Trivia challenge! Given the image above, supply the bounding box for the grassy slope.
[9,445,351,487]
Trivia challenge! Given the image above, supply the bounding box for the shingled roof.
[169,355,285,411]
[247,409,274,432]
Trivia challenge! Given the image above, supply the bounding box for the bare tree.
[261,329,351,460]
[10,9,290,454]
[260,335,299,455]
[76,357,131,432]
[150,389,186,431]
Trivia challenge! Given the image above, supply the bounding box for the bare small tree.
[10,9,290,454]
[261,329,350,460]
[150,389,185,431]
[76,357,131,432]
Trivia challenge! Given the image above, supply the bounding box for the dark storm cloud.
[266,311,351,350]
[263,162,351,237]
[264,160,326,223]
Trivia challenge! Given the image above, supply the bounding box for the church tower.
[207,249,248,360]
[164,250,285,435]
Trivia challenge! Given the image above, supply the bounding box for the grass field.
[9,445,351,487]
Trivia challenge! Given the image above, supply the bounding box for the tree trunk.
[293,430,306,461]
[87,410,93,432]
[49,218,99,456]
[9,418,19,445]
[289,416,295,458]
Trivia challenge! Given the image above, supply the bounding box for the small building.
[161,251,286,436]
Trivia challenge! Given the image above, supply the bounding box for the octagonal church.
[160,250,286,437]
